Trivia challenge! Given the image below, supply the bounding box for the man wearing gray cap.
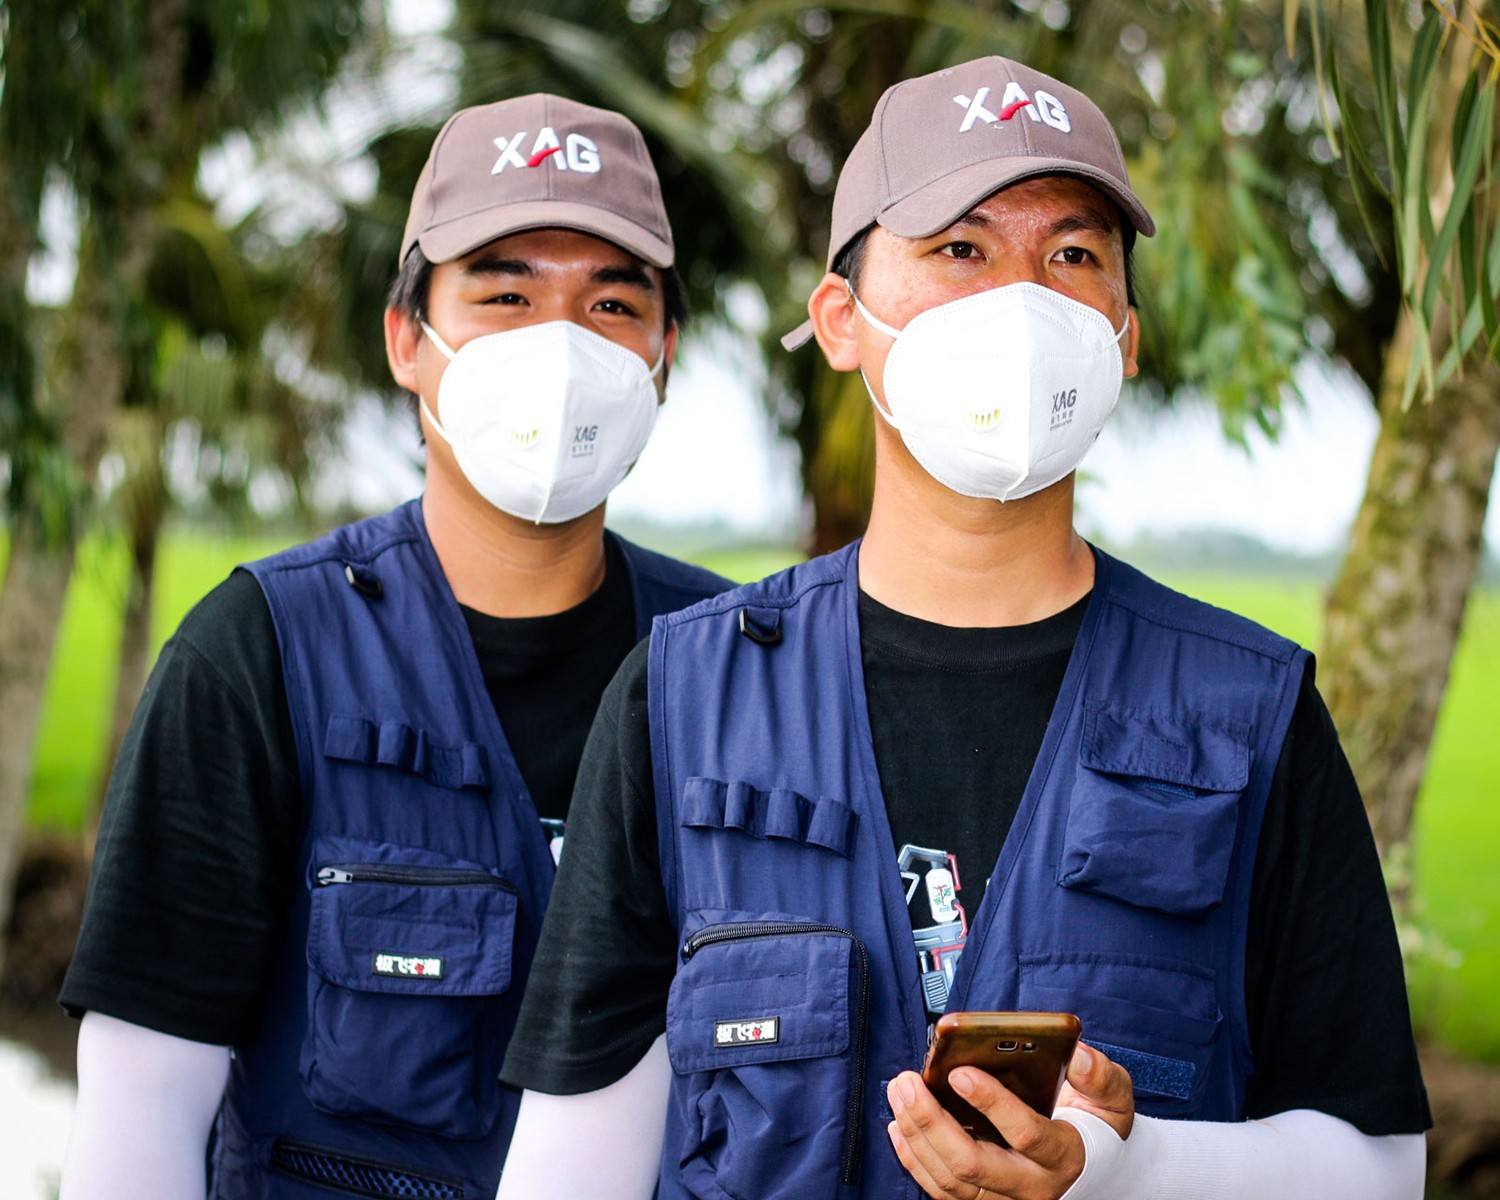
[58,94,727,1199]
[500,58,1427,1200]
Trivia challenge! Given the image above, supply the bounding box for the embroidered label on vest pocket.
[715,1016,779,1046]
[373,952,445,980]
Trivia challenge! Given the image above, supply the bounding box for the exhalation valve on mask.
[419,319,663,524]
[847,280,1127,503]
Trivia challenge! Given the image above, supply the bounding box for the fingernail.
[950,1069,975,1097]
[887,1078,906,1113]
[898,1075,918,1108]
[1074,1045,1094,1073]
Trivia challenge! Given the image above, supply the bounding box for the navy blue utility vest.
[213,499,727,1200]
[649,541,1308,1200]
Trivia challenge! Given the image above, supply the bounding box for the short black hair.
[385,244,689,330]
[831,214,1139,308]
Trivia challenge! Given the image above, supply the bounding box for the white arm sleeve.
[60,1012,231,1200]
[496,1033,670,1200]
[1056,1107,1426,1200]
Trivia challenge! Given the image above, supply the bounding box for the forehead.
[955,175,1124,234]
[452,226,642,270]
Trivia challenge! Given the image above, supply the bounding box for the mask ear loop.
[844,280,909,431]
[417,321,458,445]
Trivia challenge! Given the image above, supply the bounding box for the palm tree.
[87,189,344,823]
[0,0,367,973]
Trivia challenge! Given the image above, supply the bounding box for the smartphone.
[920,1011,1082,1146]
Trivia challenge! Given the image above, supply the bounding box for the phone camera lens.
[1023,1042,1037,1052]
[996,1040,1019,1052]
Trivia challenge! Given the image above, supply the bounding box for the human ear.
[807,273,862,372]
[385,308,423,393]
[1121,307,1140,379]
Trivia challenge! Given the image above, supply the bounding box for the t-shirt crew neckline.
[856,587,1090,670]
[459,533,632,662]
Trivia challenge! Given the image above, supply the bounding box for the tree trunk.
[1320,10,1500,912]
[0,534,79,979]
[90,497,163,837]
[1320,314,1500,907]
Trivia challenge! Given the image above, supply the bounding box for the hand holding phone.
[919,1011,1082,1146]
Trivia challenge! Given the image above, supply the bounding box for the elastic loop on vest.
[682,776,858,857]
[324,715,490,791]
[739,606,783,645]
[343,561,384,599]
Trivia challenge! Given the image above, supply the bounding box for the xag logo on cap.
[953,84,1071,134]
[492,128,602,175]
[715,1016,779,1047]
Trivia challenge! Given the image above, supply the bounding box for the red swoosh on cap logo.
[526,146,562,168]
[999,99,1033,121]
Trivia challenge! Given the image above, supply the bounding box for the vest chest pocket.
[1018,952,1220,1117]
[1058,705,1252,918]
[303,836,517,1139]
[666,918,869,1200]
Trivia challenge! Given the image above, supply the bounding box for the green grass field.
[13,531,1500,1060]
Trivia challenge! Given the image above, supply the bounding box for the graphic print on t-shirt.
[899,843,968,1016]
[540,817,566,864]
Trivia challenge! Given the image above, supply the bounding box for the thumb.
[1056,1043,1135,1139]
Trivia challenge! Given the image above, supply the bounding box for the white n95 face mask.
[420,320,663,524]
[849,280,1128,503]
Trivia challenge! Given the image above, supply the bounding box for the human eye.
[480,291,529,306]
[936,241,982,261]
[593,297,641,318]
[1053,245,1096,267]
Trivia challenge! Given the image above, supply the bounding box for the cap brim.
[879,157,1156,240]
[417,200,674,269]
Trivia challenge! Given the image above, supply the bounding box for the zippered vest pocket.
[268,1138,467,1199]
[302,836,517,1138]
[665,917,869,1200]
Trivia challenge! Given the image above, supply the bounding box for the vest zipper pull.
[317,867,354,885]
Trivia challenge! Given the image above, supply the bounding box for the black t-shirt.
[501,589,1432,1137]
[59,534,637,1046]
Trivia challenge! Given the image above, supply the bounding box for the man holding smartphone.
[498,57,1429,1200]
[58,94,728,1199]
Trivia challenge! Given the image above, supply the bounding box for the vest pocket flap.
[1018,953,1219,1106]
[324,715,489,792]
[1080,705,1250,793]
[1064,708,1248,917]
[682,776,859,858]
[307,848,516,997]
[667,926,851,1074]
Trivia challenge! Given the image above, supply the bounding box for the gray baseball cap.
[400,94,674,269]
[783,56,1154,349]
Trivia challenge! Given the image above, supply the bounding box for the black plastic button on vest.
[343,563,383,599]
[738,607,782,645]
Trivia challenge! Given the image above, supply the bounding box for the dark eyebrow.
[1047,209,1119,239]
[591,263,656,292]
[949,211,995,233]
[463,256,535,278]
